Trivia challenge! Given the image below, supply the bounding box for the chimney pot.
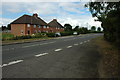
[33,13,38,17]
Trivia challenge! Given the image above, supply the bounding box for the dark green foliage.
[85,2,120,47]
[60,31,73,36]
[78,27,89,34]
[97,27,101,32]
[46,33,55,37]
[64,24,73,32]
[91,26,96,31]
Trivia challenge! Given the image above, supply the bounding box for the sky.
[0,1,102,29]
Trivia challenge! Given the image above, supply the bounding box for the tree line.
[85,1,120,47]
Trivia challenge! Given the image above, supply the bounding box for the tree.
[97,27,101,32]
[91,26,96,31]
[1,25,7,31]
[7,24,11,30]
[85,1,120,47]
[73,26,79,31]
[78,27,88,34]
[64,24,72,32]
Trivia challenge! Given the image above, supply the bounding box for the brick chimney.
[33,13,38,17]
[53,19,57,22]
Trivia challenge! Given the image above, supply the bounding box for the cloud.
[1,2,102,29]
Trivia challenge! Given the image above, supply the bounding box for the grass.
[93,36,119,78]
[2,33,14,40]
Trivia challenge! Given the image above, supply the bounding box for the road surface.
[2,33,102,78]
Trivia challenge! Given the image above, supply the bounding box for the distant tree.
[7,24,11,30]
[2,25,7,31]
[91,26,96,31]
[73,26,79,31]
[97,27,101,32]
[64,24,72,32]
[78,27,88,34]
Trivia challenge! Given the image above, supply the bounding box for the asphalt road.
[2,33,103,78]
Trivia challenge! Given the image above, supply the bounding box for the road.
[2,33,102,78]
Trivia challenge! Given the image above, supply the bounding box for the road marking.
[54,49,62,52]
[84,41,87,43]
[35,53,49,57]
[80,42,83,44]
[1,60,23,67]
[87,40,90,42]
[67,46,72,48]
[74,44,78,46]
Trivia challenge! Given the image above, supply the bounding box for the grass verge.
[93,36,119,78]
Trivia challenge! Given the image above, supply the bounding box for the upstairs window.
[34,25,36,28]
[43,26,46,28]
[27,24,30,27]
[38,25,41,28]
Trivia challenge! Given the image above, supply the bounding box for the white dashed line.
[84,41,87,43]
[87,40,90,42]
[35,53,49,57]
[54,49,62,52]
[67,46,72,48]
[74,44,78,46]
[1,60,23,67]
[80,42,83,44]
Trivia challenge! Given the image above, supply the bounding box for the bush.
[46,33,55,37]
[60,31,73,36]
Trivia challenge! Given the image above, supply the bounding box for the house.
[48,19,64,33]
[10,13,64,36]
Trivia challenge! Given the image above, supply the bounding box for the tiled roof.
[48,19,64,28]
[11,14,47,26]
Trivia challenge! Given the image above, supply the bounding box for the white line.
[84,41,87,43]
[54,49,62,52]
[74,43,78,45]
[8,60,23,66]
[1,60,23,67]
[80,42,83,44]
[67,46,72,48]
[87,40,90,42]
[35,53,49,57]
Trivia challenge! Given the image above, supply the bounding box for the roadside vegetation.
[93,36,119,78]
[2,23,102,42]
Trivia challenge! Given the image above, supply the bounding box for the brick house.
[10,13,64,36]
[48,19,64,33]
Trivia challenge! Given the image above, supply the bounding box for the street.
[2,33,102,78]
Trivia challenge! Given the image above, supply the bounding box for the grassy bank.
[93,36,119,78]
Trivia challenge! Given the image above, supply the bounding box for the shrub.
[46,33,55,37]
[60,31,73,36]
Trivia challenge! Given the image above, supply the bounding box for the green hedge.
[60,31,73,36]
[46,33,55,37]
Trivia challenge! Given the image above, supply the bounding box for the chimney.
[53,19,57,21]
[33,13,38,17]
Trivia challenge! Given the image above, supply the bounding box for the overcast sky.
[0,1,102,29]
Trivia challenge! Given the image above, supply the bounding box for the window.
[21,30,23,34]
[43,26,46,28]
[34,25,36,28]
[46,31,48,33]
[38,30,41,33]
[47,26,49,28]
[38,25,41,28]
[34,30,37,33]
[27,24,30,27]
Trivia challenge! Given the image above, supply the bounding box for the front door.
[28,30,30,34]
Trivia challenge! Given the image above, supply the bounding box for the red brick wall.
[11,24,26,36]
[11,24,64,36]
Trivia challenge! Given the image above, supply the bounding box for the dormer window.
[27,24,30,27]
[34,25,36,28]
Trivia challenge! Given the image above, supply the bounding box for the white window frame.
[43,26,46,28]
[38,25,41,28]
[27,24,30,27]
[34,25,36,28]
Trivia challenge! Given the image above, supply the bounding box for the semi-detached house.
[10,13,64,36]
